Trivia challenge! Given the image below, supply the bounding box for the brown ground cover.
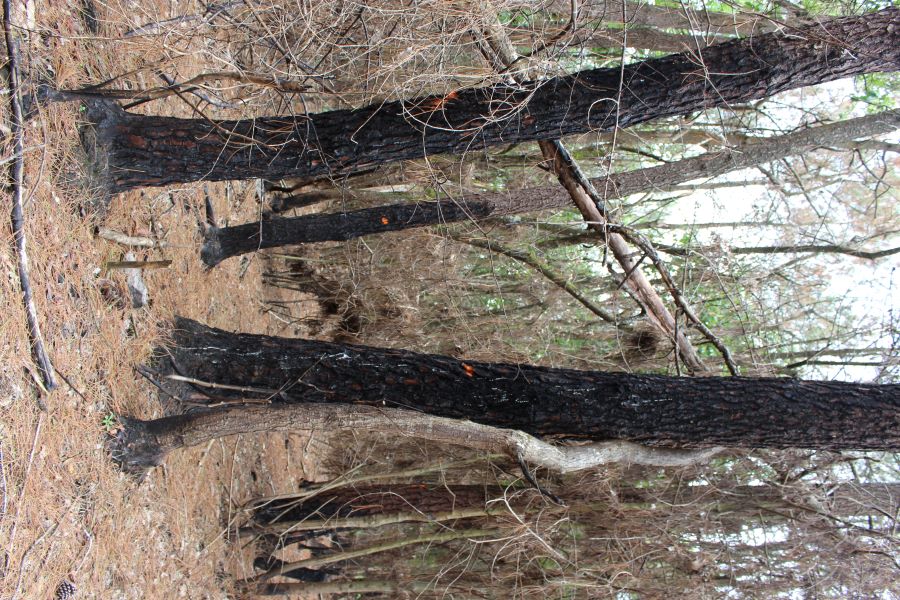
[0,2,338,597]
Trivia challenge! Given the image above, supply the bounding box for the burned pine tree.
[112,318,900,471]
[86,10,900,194]
[200,110,900,265]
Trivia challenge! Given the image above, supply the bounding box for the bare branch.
[605,224,740,375]
[4,0,56,396]
[112,403,724,476]
[451,233,619,324]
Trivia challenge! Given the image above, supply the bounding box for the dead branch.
[51,70,316,106]
[123,1,241,38]
[251,527,498,583]
[104,260,171,270]
[96,228,166,248]
[451,233,620,324]
[651,241,900,261]
[4,0,56,396]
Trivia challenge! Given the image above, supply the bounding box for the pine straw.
[2,1,312,597]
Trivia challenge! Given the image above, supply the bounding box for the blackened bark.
[201,110,900,266]
[163,318,900,451]
[108,415,186,473]
[93,10,900,193]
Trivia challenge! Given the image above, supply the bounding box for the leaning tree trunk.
[133,318,900,455]
[88,10,900,193]
[200,110,899,265]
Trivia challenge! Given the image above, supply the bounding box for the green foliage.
[101,413,120,434]
[801,0,894,15]
[852,73,898,112]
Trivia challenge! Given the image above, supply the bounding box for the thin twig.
[49,363,89,403]
[517,454,565,506]
[135,365,183,404]
[123,0,241,37]
[452,233,619,324]
[164,374,278,396]
[4,0,56,395]
[5,413,44,590]
[252,528,498,582]
[0,440,7,541]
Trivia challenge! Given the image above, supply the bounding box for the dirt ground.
[1,2,338,598]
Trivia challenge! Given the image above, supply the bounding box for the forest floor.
[1,2,337,598]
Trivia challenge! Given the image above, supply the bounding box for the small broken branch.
[104,260,172,270]
[96,228,167,248]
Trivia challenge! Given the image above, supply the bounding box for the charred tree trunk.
[89,10,900,193]
[201,110,900,265]
[127,318,900,458]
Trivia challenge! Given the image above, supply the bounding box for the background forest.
[0,0,898,598]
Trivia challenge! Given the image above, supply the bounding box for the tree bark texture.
[91,10,900,193]
[201,110,899,266]
[159,318,900,451]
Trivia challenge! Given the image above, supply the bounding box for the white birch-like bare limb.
[115,403,723,474]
